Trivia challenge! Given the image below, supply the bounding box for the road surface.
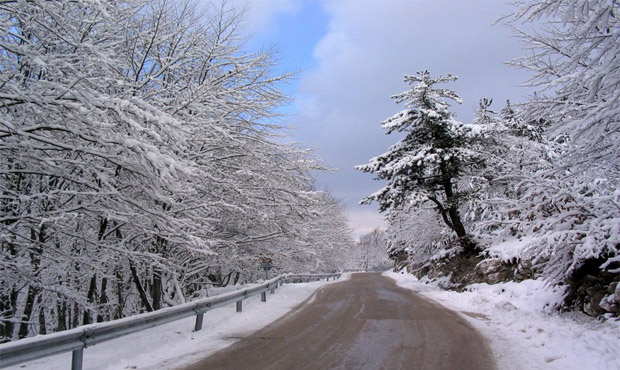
[183,273,496,370]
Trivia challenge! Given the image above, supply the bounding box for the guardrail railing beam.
[0,273,342,369]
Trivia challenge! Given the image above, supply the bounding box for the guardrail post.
[236,300,242,312]
[270,286,275,294]
[71,348,84,370]
[194,312,204,332]
[261,291,266,302]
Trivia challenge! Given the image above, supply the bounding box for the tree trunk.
[114,270,124,319]
[56,301,67,332]
[129,260,154,312]
[72,302,80,329]
[83,274,98,325]
[38,304,47,335]
[97,277,108,322]
[17,224,46,338]
[152,269,162,311]
[0,289,19,342]
[440,163,475,252]
[18,286,37,339]
[447,206,467,239]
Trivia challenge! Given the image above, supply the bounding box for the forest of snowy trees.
[358,0,619,316]
[347,228,392,271]
[0,0,354,342]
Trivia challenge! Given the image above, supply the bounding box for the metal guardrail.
[342,268,368,273]
[342,268,389,273]
[0,273,341,370]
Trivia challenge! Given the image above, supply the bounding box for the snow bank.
[6,276,348,370]
[385,270,620,370]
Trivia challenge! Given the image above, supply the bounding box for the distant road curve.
[182,273,496,370]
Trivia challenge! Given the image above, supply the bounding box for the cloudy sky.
[219,0,534,239]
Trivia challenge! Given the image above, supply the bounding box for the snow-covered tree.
[507,0,620,171]
[351,228,391,271]
[356,71,484,252]
[0,0,352,341]
[497,0,620,283]
[385,205,455,272]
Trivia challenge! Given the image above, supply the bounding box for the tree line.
[358,0,619,315]
[0,0,353,342]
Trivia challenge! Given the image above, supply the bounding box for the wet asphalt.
[181,273,496,370]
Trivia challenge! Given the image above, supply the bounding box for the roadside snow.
[385,270,620,370]
[5,276,348,370]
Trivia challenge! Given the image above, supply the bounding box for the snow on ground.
[385,270,620,370]
[6,276,348,370]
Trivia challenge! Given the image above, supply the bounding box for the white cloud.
[289,0,533,238]
[346,208,388,241]
[225,0,302,36]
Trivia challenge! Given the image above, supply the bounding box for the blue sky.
[224,0,534,240]
[241,0,328,114]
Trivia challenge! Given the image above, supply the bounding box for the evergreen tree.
[356,71,483,252]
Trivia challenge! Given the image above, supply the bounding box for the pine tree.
[356,71,483,252]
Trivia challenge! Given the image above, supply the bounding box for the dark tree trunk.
[114,270,124,319]
[38,304,47,335]
[72,302,80,329]
[152,269,162,311]
[0,288,19,342]
[439,161,476,253]
[129,260,154,312]
[18,286,37,339]
[447,206,467,238]
[56,301,67,332]
[18,223,46,339]
[97,277,108,322]
[83,274,98,325]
